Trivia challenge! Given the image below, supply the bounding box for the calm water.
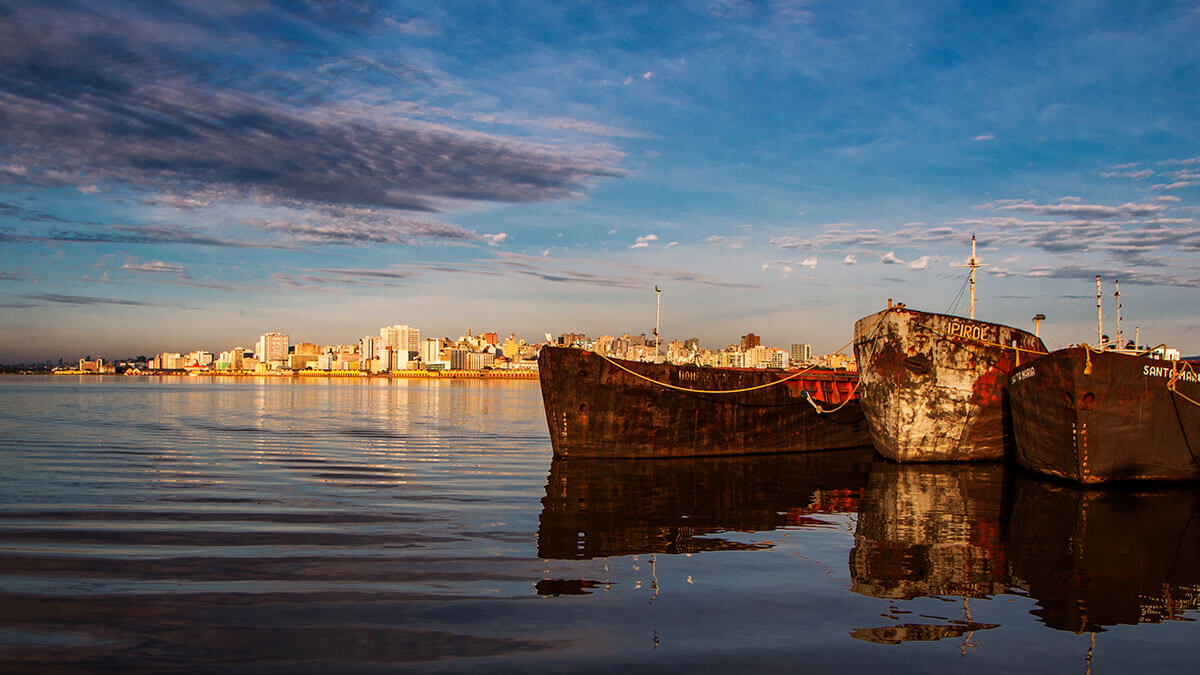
[1,376,1197,673]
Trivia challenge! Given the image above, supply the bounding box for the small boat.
[1007,346,1200,483]
[852,236,1047,462]
[536,346,872,458]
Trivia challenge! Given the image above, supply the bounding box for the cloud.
[986,200,1165,219]
[798,257,818,269]
[121,260,189,277]
[481,233,508,246]
[490,252,756,289]
[881,251,903,265]
[273,267,413,290]
[631,233,658,249]
[972,133,995,141]
[705,235,745,249]
[244,210,480,246]
[842,254,856,265]
[907,256,930,270]
[1024,265,1200,288]
[19,293,156,307]
[1101,169,1154,179]
[0,4,624,219]
[1150,181,1200,191]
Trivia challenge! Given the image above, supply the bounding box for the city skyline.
[2,1,1199,363]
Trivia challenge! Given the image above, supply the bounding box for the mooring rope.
[1168,360,1200,408]
[591,307,894,398]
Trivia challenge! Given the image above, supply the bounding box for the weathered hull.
[1008,347,1200,483]
[537,346,871,458]
[853,307,1046,462]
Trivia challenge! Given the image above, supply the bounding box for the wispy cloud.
[19,293,156,307]
[631,233,658,249]
[121,259,189,277]
[0,4,624,222]
[705,235,745,249]
[984,199,1165,219]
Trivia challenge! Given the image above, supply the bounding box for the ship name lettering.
[1144,364,1199,383]
[1011,367,1035,383]
[946,321,993,344]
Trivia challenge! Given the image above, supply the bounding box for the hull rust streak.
[1009,346,1200,483]
[853,306,1046,462]
[537,346,871,458]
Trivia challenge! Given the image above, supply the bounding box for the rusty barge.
[537,346,872,458]
[853,306,1046,462]
[1008,347,1200,483]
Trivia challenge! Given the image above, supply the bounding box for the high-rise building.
[501,334,520,362]
[790,343,812,363]
[740,333,761,350]
[256,332,289,363]
[381,324,420,355]
[420,338,441,364]
[293,342,322,356]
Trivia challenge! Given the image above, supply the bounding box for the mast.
[953,235,987,319]
[653,285,661,359]
[1114,279,1122,349]
[1033,313,1046,338]
[1095,275,1103,347]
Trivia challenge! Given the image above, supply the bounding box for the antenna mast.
[1095,275,1103,347]
[953,235,988,319]
[1114,279,1122,349]
[653,286,661,360]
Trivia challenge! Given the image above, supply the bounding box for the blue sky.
[2,0,1198,362]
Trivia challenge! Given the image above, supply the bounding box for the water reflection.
[848,461,1007,645]
[847,460,1200,640]
[537,447,876,560]
[850,461,1009,601]
[1006,475,1200,633]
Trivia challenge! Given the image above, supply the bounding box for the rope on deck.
[1168,360,1200,408]
[591,307,893,401]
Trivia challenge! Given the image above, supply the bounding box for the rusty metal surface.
[537,346,871,458]
[1008,347,1200,483]
[853,307,1046,462]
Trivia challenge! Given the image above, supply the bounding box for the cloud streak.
[0,3,624,220]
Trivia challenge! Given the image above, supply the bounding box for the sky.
[2,0,1199,363]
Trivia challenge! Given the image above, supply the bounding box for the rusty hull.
[1008,347,1200,483]
[536,346,871,458]
[853,307,1046,462]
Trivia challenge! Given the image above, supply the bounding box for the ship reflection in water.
[537,447,876,561]
[538,447,1200,640]
[848,461,1007,645]
[1007,477,1200,633]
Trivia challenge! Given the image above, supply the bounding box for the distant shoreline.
[38,369,540,380]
